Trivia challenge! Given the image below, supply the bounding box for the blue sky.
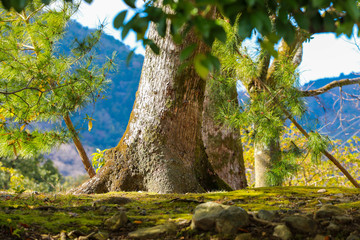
[72,0,360,85]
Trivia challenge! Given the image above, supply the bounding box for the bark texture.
[73,18,230,194]
[202,86,247,189]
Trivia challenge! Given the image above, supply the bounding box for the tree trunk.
[73,18,231,194]
[63,113,96,178]
[202,85,247,189]
[254,138,281,187]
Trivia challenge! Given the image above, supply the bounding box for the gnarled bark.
[73,16,231,194]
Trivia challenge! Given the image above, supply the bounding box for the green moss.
[0,186,359,238]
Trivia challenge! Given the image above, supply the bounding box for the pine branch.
[301,77,360,97]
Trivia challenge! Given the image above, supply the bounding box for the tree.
[74,6,232,193]
[214,17,360,187]
[0,1,114,178]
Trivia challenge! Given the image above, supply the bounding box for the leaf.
[157,17,167,37]
[126,50,135,66]
[84,0,93,3]
[113,11,127,29]
[88,120,93,132]
[42,0,51,4]
[194,54,209,79]
[180,44,197,61]
[133,220,142,224]
[13,145,17,157]
[12,0,27,12]
[20,124,26,132]
[124,0,136,8]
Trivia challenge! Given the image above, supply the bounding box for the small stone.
[215,206,249,235]
[98,206,108,212]
[317,189,327,193]
[139,209,146,216]
[175,219,191,228]
[257,209,276,221]
[334,215,353,224]
[326,222,340,232]
[313,234,327,240]
[315,205,345,219]
[235,233,253,240]
[104,211,128,230]
[128,222,177,239]
[191,202,228,231]
[283,215,317,234]
[273,224,292,240]
[347,232,360,240]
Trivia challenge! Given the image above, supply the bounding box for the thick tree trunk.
[73,18,231,194]
[202,86,247,189]
[254,138,281,187]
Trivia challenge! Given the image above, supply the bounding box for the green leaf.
[126,50,135,66]
[41,0,51,4]
[84,0,93,3]
[124,0,136,8]
[12,0,28,12]
[194,54,209,79]
[113,11,127,29]
[121,24,131,40]
[180,44,197,61]
[1,0,12,10]
[157,17,167,37]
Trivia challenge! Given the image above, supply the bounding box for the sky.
[72,0,360,85]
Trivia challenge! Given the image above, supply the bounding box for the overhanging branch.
[301,77,360,97]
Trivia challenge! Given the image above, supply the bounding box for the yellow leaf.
[0,114,5,121]
[133,220,142,224]
[88,120,93,132]
[20,124,26,131]
[41,88,45,92]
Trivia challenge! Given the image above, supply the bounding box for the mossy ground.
[0,186,360,239]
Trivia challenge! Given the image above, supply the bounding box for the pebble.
[273,224,292,240]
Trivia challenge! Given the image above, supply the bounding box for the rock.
[283,215,317,234]
[273,224,292,240]
[347,231,360,240]
[215,206,249,235]
[334,215,353,224]
[235,233,253,240]
[174,219,191,228]
[128,222,177,239]
[315,205,345,219]
[191,202,228,231]
[326,222,340,232]
[93,231,109,240]
[257,210,276,221]
[313,234,327,240]
[104,211,128,230]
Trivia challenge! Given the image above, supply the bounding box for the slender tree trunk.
[63,114,96,178]
[202,85,247,189]
[254,138,281,187]
[73,16,231,194]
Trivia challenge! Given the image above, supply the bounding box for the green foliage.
[0,1,114,157]
[91,148,107,173]
[308,131,330,163]
[0,154,62,192]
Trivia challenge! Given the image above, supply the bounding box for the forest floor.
[0,186,360,240]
